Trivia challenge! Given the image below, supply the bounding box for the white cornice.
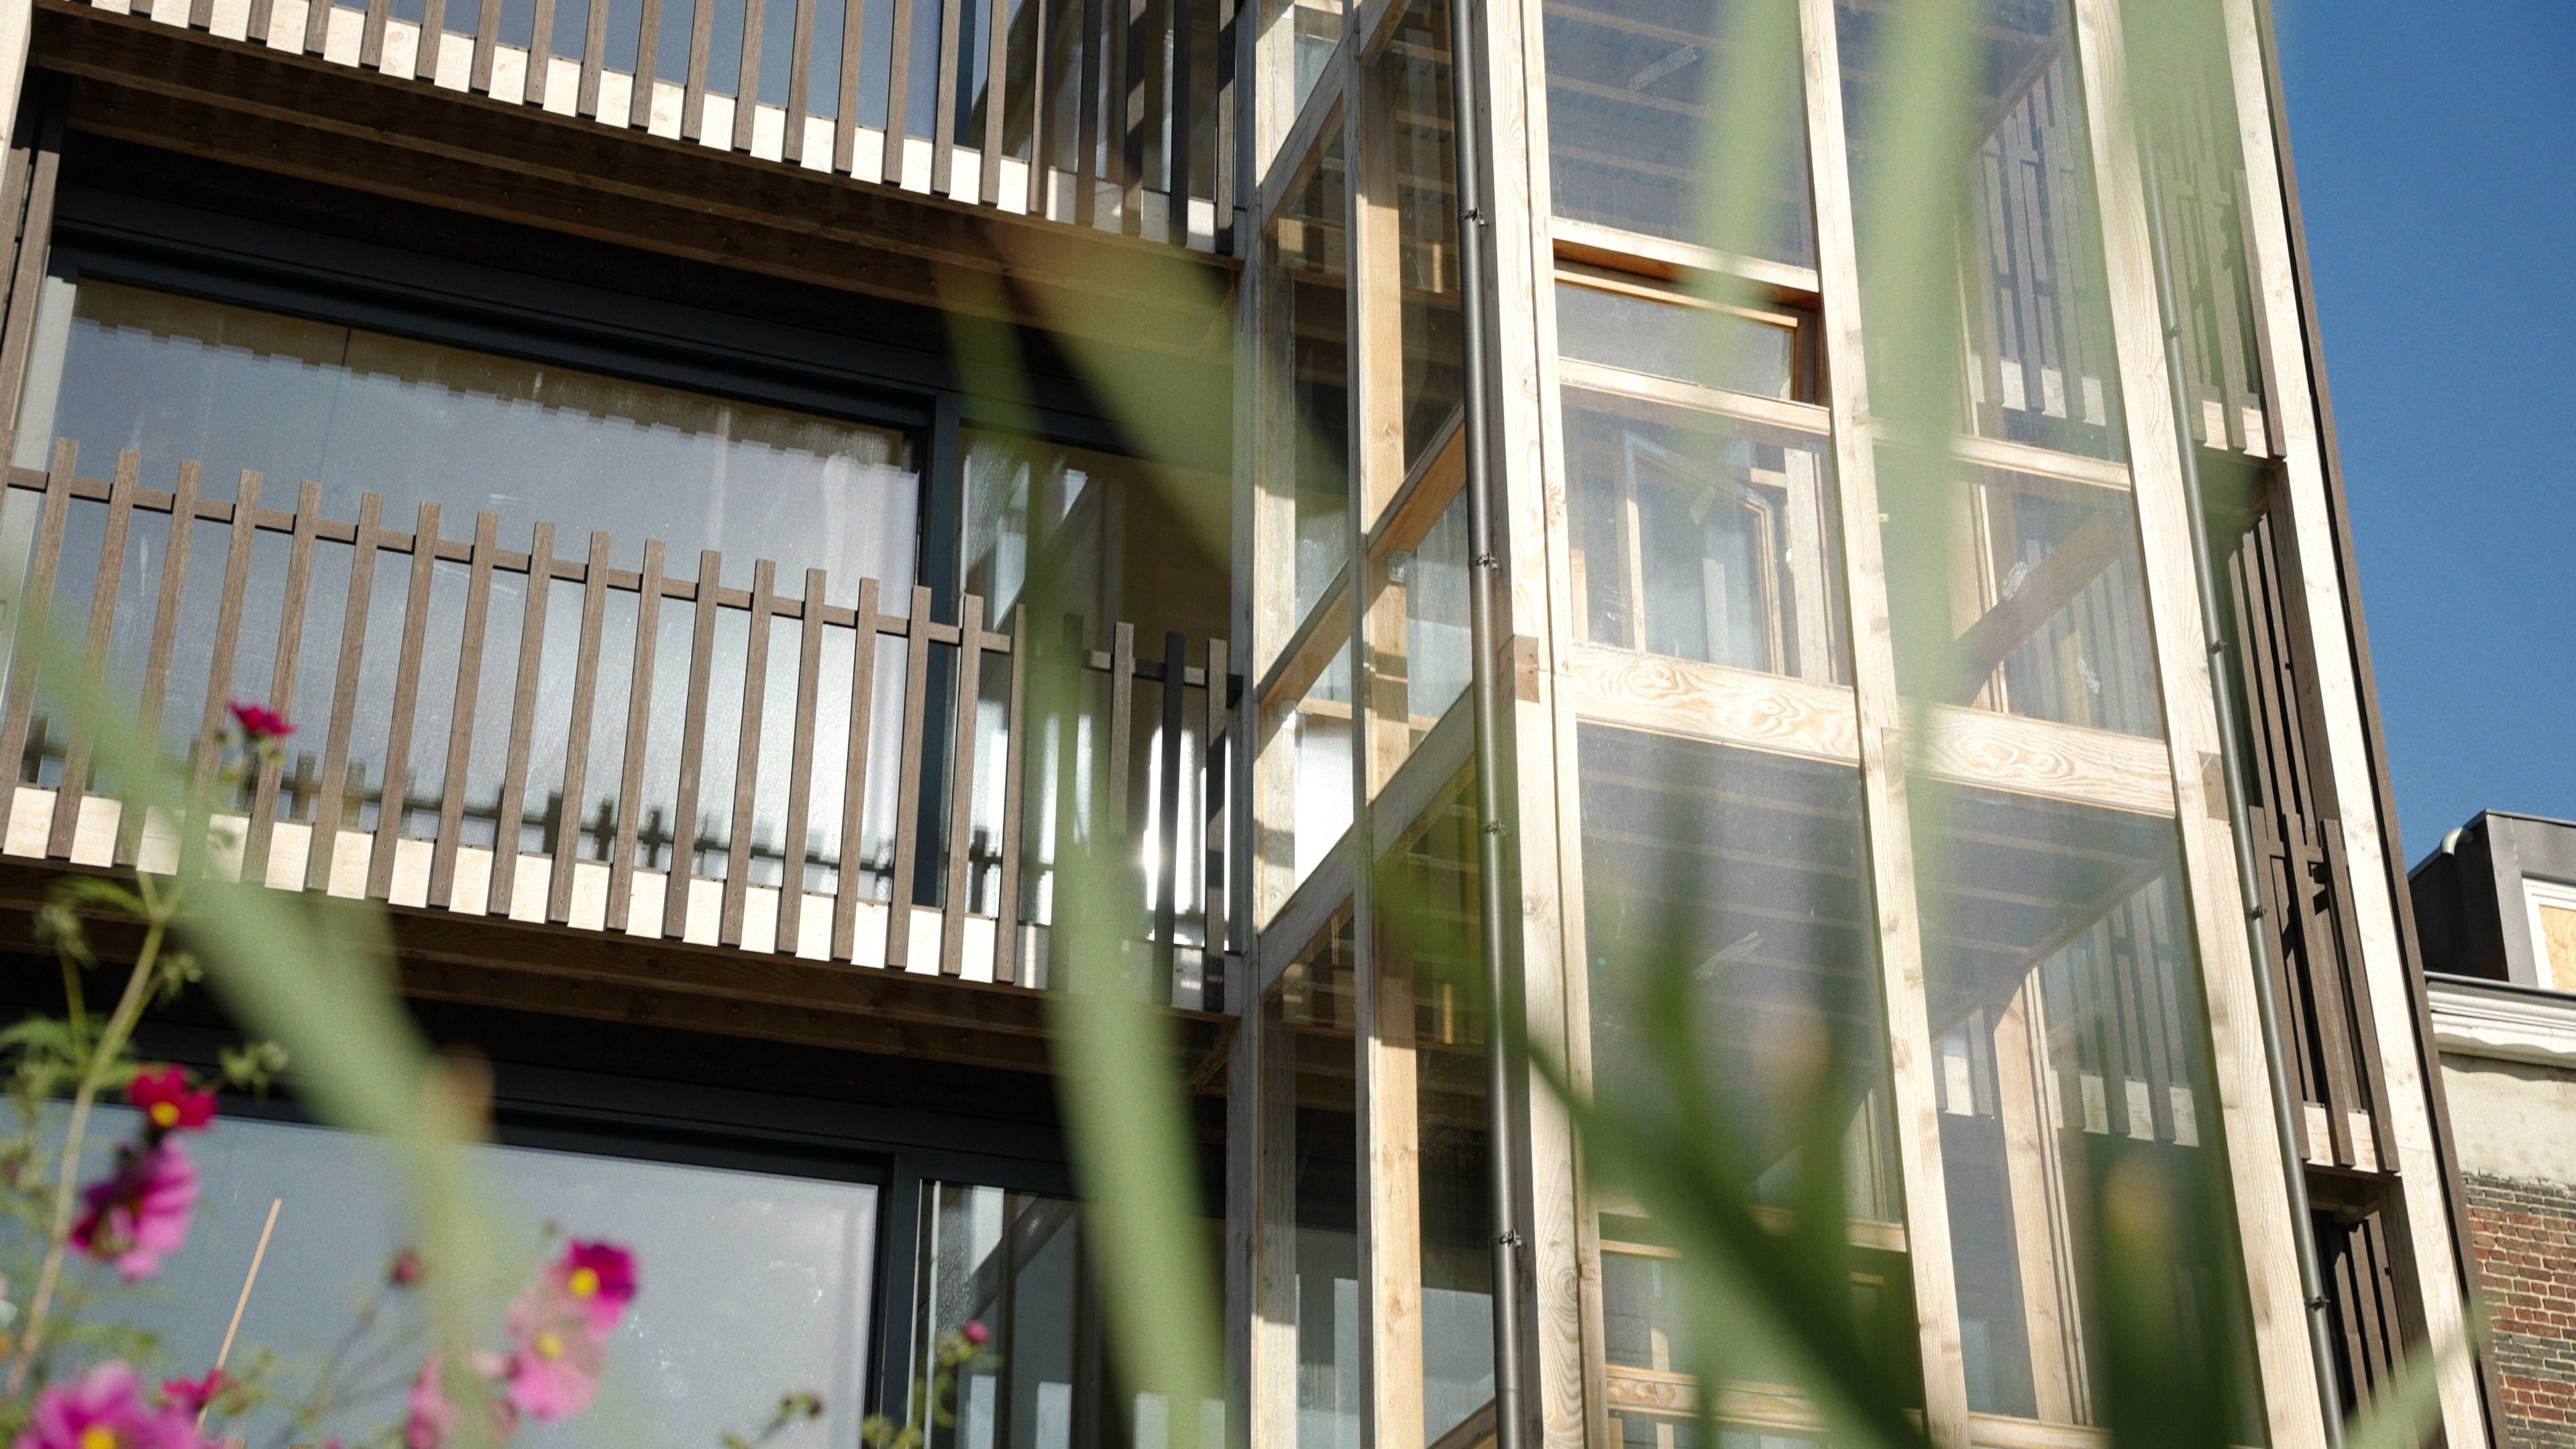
[2427,973,2576,1069]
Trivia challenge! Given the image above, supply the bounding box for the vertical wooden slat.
[737,0,773,151]
[977,0,1009,205]
[661,549,724,938]
[1027,0,1053,217]
[0,441,74,830]
[831,576,883,960]
[248,0,276,47]
[782,0,819,163]
[578,0,612,116]
[1167,0,1191,239]
[305,492,383,891]
[428,511,500,908]
[833,0,867,173]
[606,540,667,929]
[928,0,963,192]
[366,502,442,901]
[121,460,201,867]
[304,0,334,60]
[883,584,934,967]
[1124,0,1154,236]
[682,0,720,140]
[720,558,779,946]
[937,594,986,975]
[415,0,451,80]
[46,449,139,860]
[184,471,264,822]
[1073,0,1100,225]
[630,0,666,127]
[550,531,615,922]
[1212,0,1234,250]
[1151,629,1183,998]
[993,605,1029,983]
[1106,619,1134,835]
[488,523,555,916]
[1108,0,1133,230]
[235,478,323,881]
[1201,635,1228,1004]
[471,0,505,89]
[881,0,916,183]
[0,109,63,457]
[360,0,393,71]
[775,567,828,952]
[525,0,561,103]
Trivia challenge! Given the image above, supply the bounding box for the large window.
[13,278,923,604]
[98,1109,877,1449]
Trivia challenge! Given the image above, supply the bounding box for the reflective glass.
[1273,918,1362,1449]
[1555,279,1804,403]
[1376,0,1464,479]
[1268,133,1352,629]
[1543,0,1815,264]
[1565,389,1844,684]
[1260,639,1354,918]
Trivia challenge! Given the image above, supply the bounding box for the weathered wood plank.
[606,540,667,930]
[885,585,934,967]
[429,511,500,906]
[367,501,443,900]
[305,492,383,891]
[720,557,778,945]
[550,531,615,922]
[831,576,883,961]
[488,521,554,916]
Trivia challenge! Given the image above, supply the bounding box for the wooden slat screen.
[0,448,1238,1003]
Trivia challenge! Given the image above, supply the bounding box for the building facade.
[0,0,2506,1446]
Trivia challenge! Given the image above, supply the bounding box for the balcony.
[0,437,1242,1063]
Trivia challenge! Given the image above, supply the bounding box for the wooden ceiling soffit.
[32,3,1238,355]
[0,856,1226,1079]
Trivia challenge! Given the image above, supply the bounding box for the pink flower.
[962,1320,990,1346]
[13,1361,206,1449]
[157,1369,227,1415]
[227,700,294,742]
[405,1351,514,1449]
[544,1240,637,1335]
[390,1248,425,1285]
[70,1139,198,1281]
[127,1067,217,1136]
[503,1287,606,1421]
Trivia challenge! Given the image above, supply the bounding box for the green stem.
[7,879,176,1395]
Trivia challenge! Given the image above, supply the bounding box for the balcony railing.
[61,0,1236,251]
[0,439,1240,1010]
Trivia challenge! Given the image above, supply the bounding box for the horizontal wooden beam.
[32,3,1236,354]
[0,855,1228,1080]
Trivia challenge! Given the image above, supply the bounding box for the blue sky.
[2271,3,2576,862]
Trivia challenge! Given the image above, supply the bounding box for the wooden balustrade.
[0,441,1240,1009]
[68,0,1238,252]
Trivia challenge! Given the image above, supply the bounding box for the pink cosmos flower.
[157,1368,227,1415]
[13,1361,206,1449]
[390,1248,425,1286]
[962,1320,991,1347]
[127,1067,217,1136]
[544,1240,637,1335]
[405,1350,514,1449]
[227,700,294,743]
[503,1286,606,1421]
[70,1138,199,1281]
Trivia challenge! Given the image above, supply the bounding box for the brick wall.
[2466,1173,2576,1449]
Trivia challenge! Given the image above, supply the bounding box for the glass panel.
[1578,727,1915,1404]
[1367,487,1471,784]
[1542,0,1815,264]
[961,430,1232,652]
[1263,0,1347,149]
[95,1109,875,1449]
[1377,0,1463,480]
[1375,780,1493,1441]
[1834,0,2124,460]
[1273,917,1362,1449]
[1269,131,1353,630]
[14,280,922,608]
[1908,782,2262,1435]
[917,1185,1123,1449]
[1555,278,1803,402]
[1881,460,2163,738]
[1564,388,1844,684]
[1260,639,1354,918]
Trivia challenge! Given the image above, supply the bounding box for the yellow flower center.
[148,1102,179,1129]
[80,1428,119,1449]
[568,1266,599,1299]
[537,1330,564,1360]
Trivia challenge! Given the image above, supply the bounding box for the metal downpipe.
[2141,146,2345,1448]
[1445,0,1528,1446]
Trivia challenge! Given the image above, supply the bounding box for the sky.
[2271,3,2576,863]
